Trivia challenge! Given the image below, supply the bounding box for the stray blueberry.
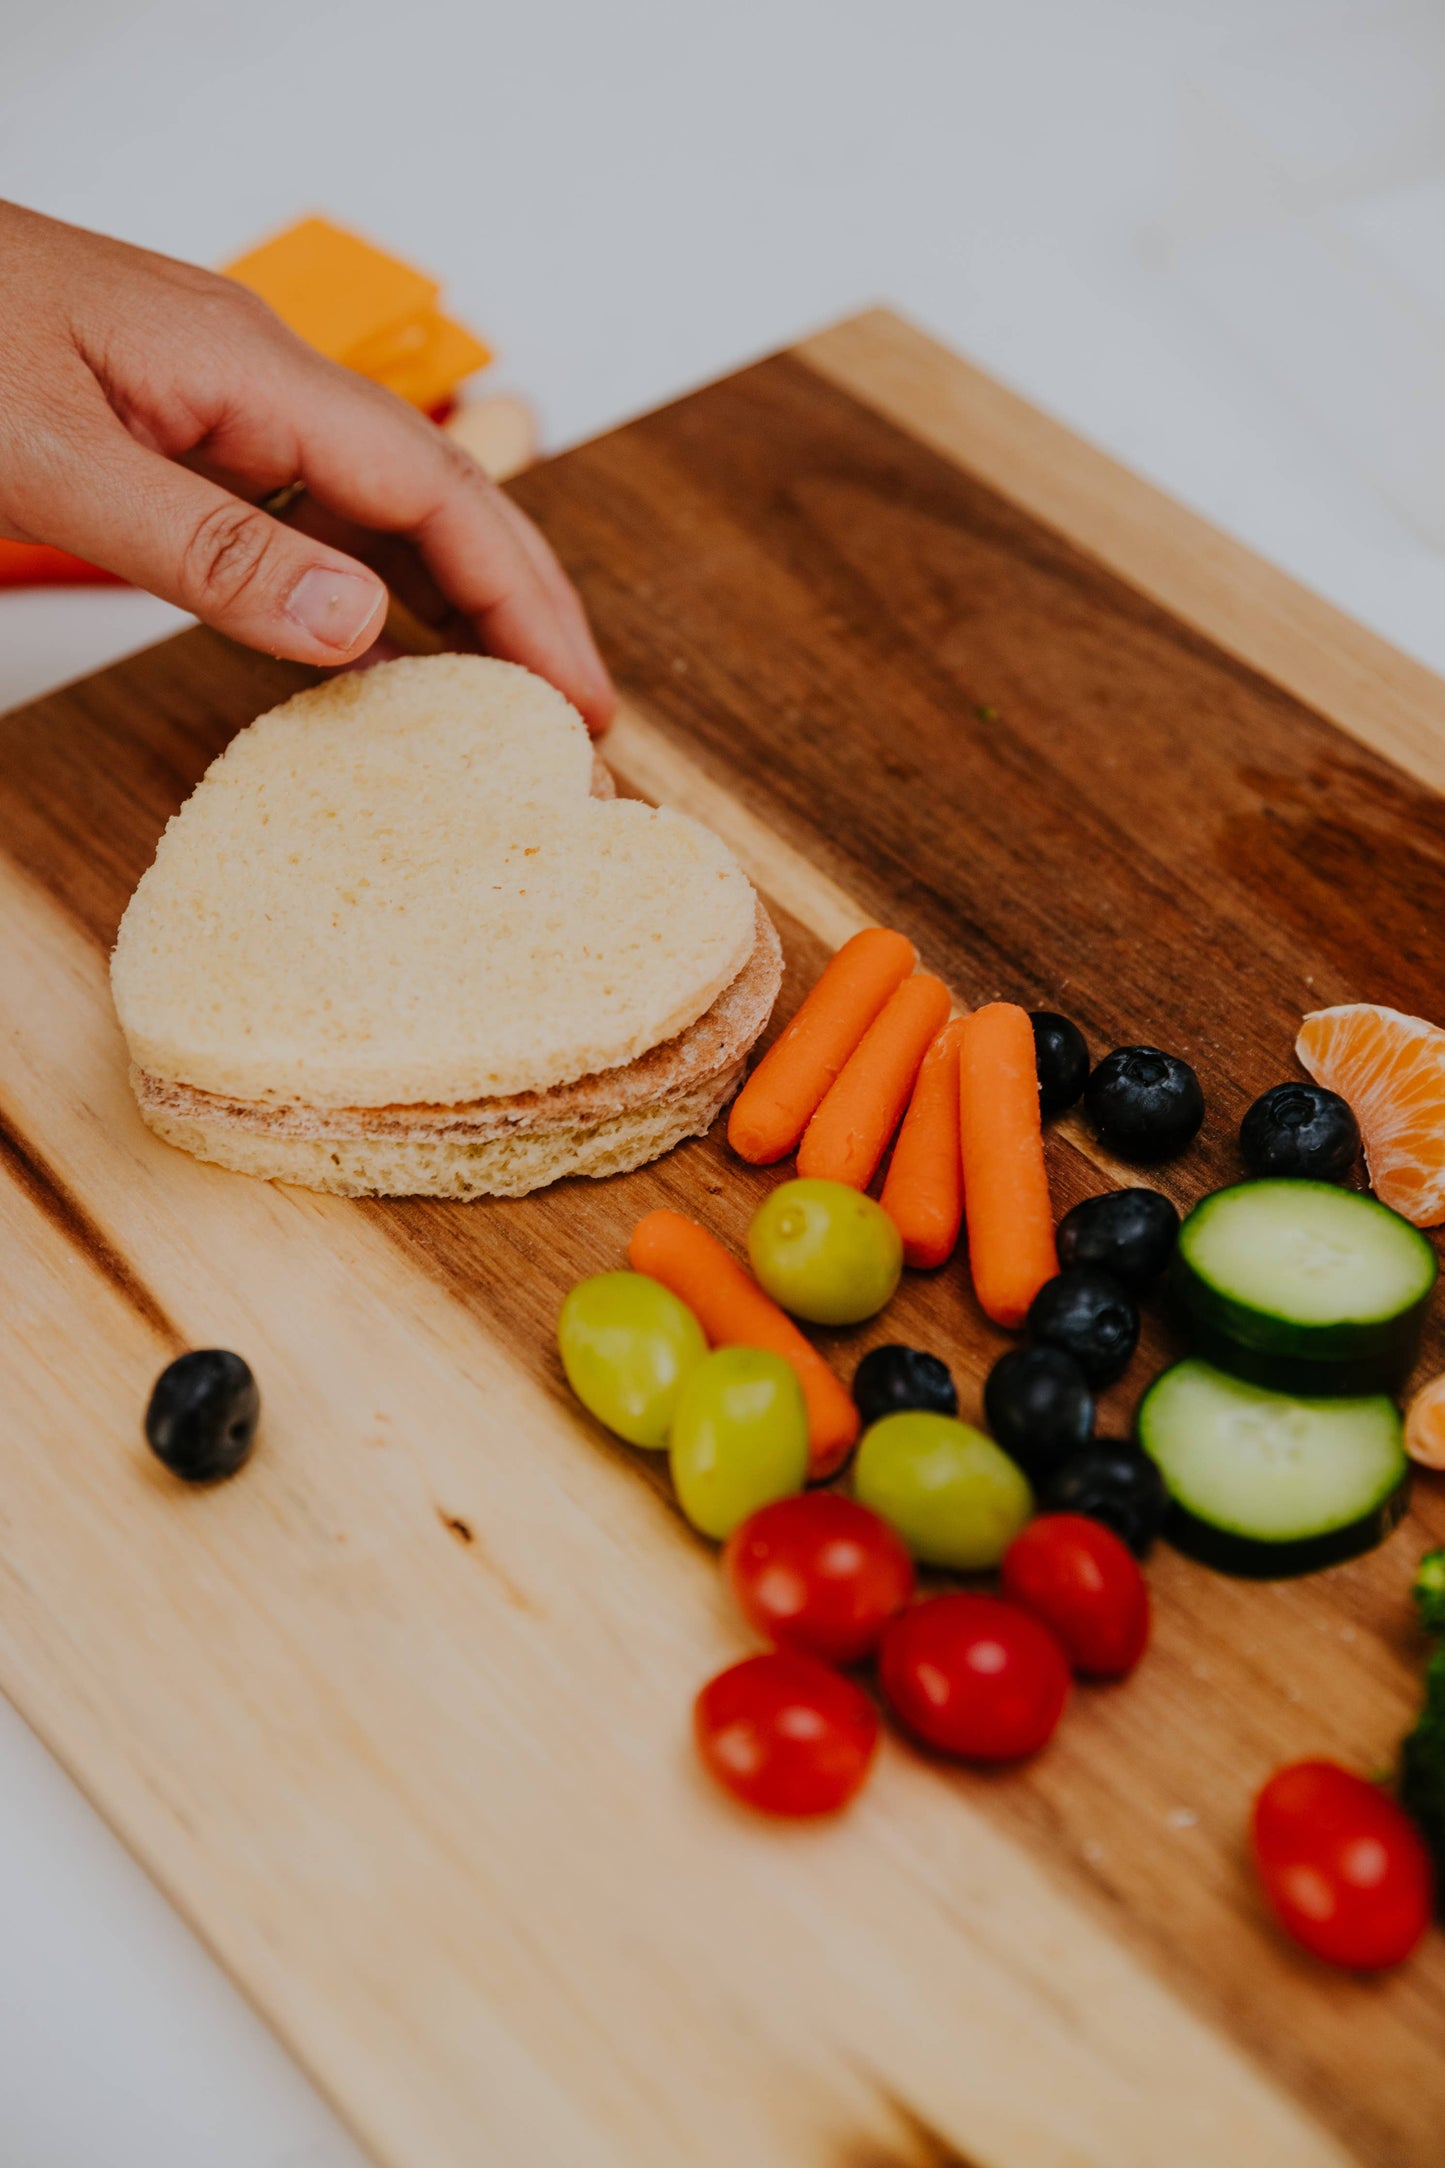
[145,1350,259,1483]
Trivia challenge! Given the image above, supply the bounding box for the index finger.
[210,341,616,731]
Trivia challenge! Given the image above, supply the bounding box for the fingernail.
[285,565,385,652]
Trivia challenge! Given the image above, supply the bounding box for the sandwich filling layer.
[136,1069,747,1202]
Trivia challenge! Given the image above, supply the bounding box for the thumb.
[38,421,387,663]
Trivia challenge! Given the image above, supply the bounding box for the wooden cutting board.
[3,310,1445,2168]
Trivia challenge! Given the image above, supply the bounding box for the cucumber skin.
[1162,1471,1412,1581]
[1171,1181,1436,1396]
[1178,1304,1424,1397]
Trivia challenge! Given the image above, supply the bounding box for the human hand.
[0,202,614,730]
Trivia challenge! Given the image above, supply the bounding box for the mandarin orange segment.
[1296,1003,1445,1227]
[1405,1373,1445,1470]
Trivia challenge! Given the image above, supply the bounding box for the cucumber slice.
[1138,1358,1410,1579]
[1174,1179,1436,1394]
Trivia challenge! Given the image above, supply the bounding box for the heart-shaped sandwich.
[112,654,782,1197]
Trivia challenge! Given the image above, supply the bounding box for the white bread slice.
[111,655,757,1108]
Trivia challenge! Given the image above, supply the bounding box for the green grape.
[670,1347,810,1540]
[747,1178,903,1326]
[853,1411,1033,1570]
[558,1272,707,1448]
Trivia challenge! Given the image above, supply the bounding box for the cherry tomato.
[724,1494,915,1667]
[1000,1513,1150,1678]
[1251,1760,1433,1970]
[693,1652,879,1816]
[879,1593,1069,1762]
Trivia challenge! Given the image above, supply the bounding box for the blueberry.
[1027,1268,1139,1386]
[1056,1188,1180,1290]
[1029,1011,1090,1120]
[983,1345,1094,1482]
[852,1344,958,1428]
[1042,1441,1169,1557]
[145,1350,259,1483]
[1240,1081,1359,1182]
[1085,1045,1204,1163]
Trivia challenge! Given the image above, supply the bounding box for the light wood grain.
[0,851,1349,2168]
[5,312,1445,2167]
[607,700,878,953]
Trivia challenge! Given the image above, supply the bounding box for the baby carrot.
[728,926,916,1164]
[879,1015,970,1268]
[629,1208,859,1479]
[797,973,953,1190]
[957,1002,1058,1329]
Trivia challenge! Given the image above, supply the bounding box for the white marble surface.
[3,2,1445,2160]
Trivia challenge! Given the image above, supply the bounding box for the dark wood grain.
[492,354,1445,2163]
[5,342,1445,2163]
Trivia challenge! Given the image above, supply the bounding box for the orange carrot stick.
[629,1209,859,1479]
[880,1015,970,1268]
[957,1002,1058,1329]
[797,973,953,1190]
[728,927,916,1165]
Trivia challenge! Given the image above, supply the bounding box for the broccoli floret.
[1400,1647,1445,1882]
[1414,1549,1445,1639]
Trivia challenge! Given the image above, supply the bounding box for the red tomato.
[878,1593,1069,1761]
[694,1652,879,1816]
[1000,1513,1149,1678]
[1252,1760,1433,1970]
[724,1493,915,1667]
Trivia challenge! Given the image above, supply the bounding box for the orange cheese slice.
[342,312,440,377]
[223,218,491,409]
[365,312,491,410]
[223,216,439,364]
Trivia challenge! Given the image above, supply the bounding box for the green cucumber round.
[1173,1178,1436,1395]
[1138,1358,1410,1579]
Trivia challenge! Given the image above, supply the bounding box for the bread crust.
[131,905,782,1195]
[138,1067,746,1201]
